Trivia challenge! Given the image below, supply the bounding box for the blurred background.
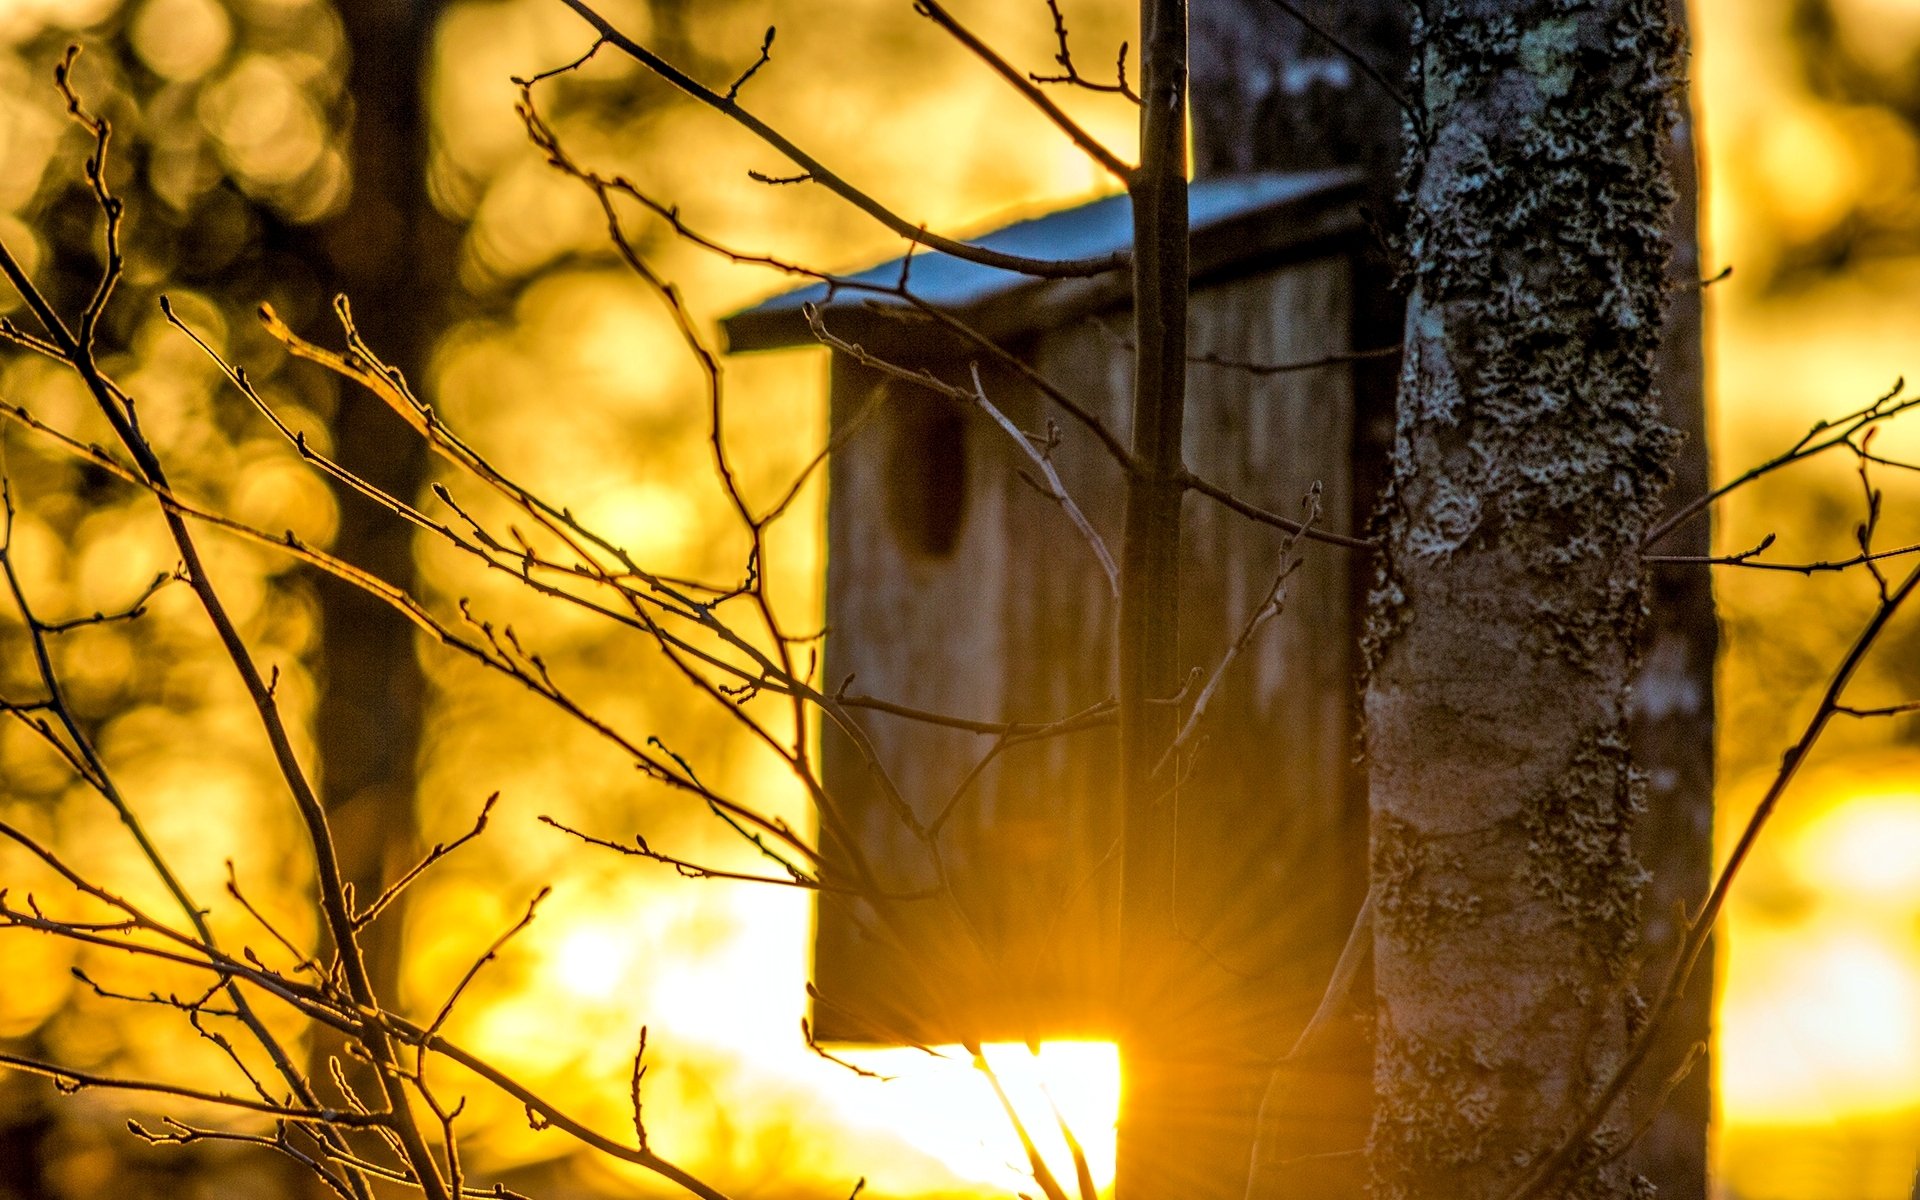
[0,0,1915,1196]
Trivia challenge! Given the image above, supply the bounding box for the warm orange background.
[0,1,1916,1197]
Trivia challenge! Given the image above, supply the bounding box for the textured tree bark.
[1365,4,1683,1198]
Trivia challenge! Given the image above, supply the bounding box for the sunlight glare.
[828,1041,1120,1195]
[1722,926,1920,1122]
[551,924,633,1002]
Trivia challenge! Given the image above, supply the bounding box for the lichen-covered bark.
[1364,4,1682,1198]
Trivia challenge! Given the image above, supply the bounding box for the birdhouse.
[723,169,1394,1184]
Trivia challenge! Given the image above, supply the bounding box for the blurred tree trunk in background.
[1627,2,1715,1195]
[0,1038,54,1200]
[282,0,452,1152]
[1190,0,1409,183]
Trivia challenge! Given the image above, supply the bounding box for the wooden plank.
[812,346,1121,1045]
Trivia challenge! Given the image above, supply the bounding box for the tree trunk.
[309,0,448,995]
[1365,4,1682,1199]
[291,2,452,1175]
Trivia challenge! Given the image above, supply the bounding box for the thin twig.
[1155,485,1319,778]
[354,793,499,929]
[972,1049,1071,1200]
[1030,0,1139,102]
[553,0,1126,279]
[969,363,1119,597]
[1645,377,1913,547]
[912,0,1132,181]
[725,27,776,102]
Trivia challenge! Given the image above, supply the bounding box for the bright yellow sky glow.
[1794,791,1920,903]
[551,922,636,1002]
[1722,927,1920,1122]
[1717,756,1920,1164]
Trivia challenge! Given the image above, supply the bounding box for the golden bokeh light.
[1793,789,1920,904]
[1716,753,1920,1194]
[199,53,327,185]
[128,0,233,83]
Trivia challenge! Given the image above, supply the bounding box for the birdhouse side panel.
[810,255,1369,1059]
[1174,259,1362,1044]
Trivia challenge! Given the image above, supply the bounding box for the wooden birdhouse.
[723,169,1397,1189]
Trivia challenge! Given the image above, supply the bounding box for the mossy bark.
[1364,3,1682,1198]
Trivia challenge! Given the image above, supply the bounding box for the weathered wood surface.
[1184,6,1410,1190]
[813,255,1369,1190]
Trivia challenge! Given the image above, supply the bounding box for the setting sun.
[832,1042,1122,1195]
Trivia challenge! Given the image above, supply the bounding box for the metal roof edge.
[720,168,1367,354]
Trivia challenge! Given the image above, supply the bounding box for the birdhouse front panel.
[810,251,1366,1054]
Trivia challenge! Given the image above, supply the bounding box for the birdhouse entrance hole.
[882,384,969,559]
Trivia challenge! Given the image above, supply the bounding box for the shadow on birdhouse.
[724,169,1399,1196]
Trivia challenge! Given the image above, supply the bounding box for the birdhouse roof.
[721,168,1365,353]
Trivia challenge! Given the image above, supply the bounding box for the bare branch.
[0,1050,390,1128]
[972,1049,1071,1200]
[725,27,776,102]
[354,794,500,930]
[801,1018,895,1081]
[1155,485,1319,778]
[552,0,1127,279]
[911,0,1132,182]
[1030,0,1139,102]
[1645,376,1914,547]
[1180,468,1374,550]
